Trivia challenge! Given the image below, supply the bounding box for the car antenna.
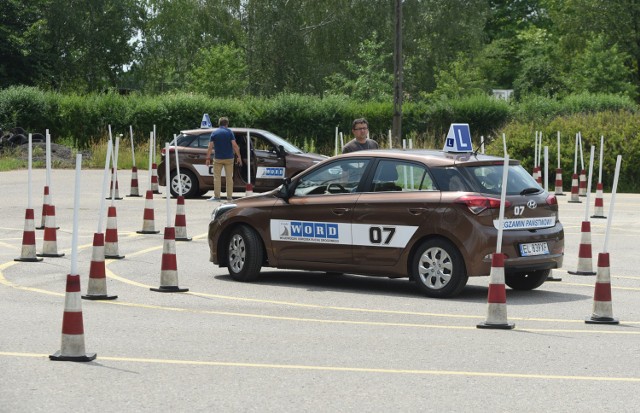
[472,136,491,158]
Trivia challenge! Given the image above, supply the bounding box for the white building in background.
[492,89,514,101]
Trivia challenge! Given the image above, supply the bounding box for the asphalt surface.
[1,168,639,412]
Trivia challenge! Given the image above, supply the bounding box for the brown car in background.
[158,128,327,198]
[208,149,564,298]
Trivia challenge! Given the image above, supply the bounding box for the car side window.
[198,134,210,148]
[370,160,435,192]
[293,159,370,196]
[431,167,468,191]
[253,135,277,153]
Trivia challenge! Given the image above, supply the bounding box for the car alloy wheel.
[412,238,468,298]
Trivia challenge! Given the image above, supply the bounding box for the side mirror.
[275,177,292,202]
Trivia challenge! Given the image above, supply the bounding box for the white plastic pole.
[544,146,548,192]
[573,133,579,174]
[70,154,82,276]
[246,131,251,187]
[98,141,113,234]
[603,155,622,253]
[148,132,153,191]
[533,132,536,167]
[174,142,183,196]
[165,143,171,227]
[28,134,32,209]
[153,124,157,164]
[111,134,120,205]
[502,133,507,157]
[402,139,407,188]
[584,146,595,221]
[480,136,485,154]
[45,129,51,187]
[538,132,542,168]
[578,132,584,170]
[334,127,338,156]
[388,129,392,149]
[130,125,136,167]
[557,131,561,169]
[339,132,344,149]
[496,155,510,254]
[598,136,604,183]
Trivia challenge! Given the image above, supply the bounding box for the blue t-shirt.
[210,126,236,159]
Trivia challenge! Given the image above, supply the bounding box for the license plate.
[519,242,549,256]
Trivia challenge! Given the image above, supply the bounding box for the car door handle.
[332,208,351,216]
[408,207,427,215]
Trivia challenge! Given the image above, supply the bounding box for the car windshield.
[464,164,542,195]
[258,130,304,154]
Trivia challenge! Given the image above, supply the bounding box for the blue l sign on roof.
[443,123,473,153]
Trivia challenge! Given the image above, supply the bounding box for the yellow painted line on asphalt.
[559,281,640,291]
[1,351,639,382]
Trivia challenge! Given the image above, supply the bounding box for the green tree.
[512,27,565,98]
[425,53,489,101]
[186,44,248,97]
[323,32,393,101]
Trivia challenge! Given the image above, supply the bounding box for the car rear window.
[464,164,542,195]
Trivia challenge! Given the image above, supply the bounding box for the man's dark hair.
[218,117,229,127]
[351,118,368,130]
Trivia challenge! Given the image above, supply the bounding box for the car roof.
[335,149,517,167]
[180,127,271,135]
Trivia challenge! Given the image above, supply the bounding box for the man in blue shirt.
[205,117,242,201]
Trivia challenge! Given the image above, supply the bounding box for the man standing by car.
[205,117,242,201]
[342,118,378,153]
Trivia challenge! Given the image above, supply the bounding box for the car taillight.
[546,194,557,206]
[455,195,512,215]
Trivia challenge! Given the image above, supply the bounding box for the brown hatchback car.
[208,149,564,298]
[158,127,327,198]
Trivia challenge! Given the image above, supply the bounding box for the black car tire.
[505,269,549,290]
[170,169,199,198]
[227,225,263,282]
[412,238,468,298]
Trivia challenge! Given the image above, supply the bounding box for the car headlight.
[210,203,236,221]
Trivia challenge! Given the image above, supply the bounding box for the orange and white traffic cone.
[578,169,587,196]
[14,208,43,262]
[136,190,160,234]
[568,173,581,203]
[37,185,51,230]
[104,206,125,259]
[477,253,515,329]
[591,182,606,219]
[50,273,96,361]
[151,163,161,194]
[554,168,565,195]
[585,252,619,324]
[150,227,189,293]
[174,196,191,241]
[37,204,64,258]
[127,166,142,197]
[106,168,123,200]
[82,233,117,300]
[568,221,596,276]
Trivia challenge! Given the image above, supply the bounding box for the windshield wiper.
[520,187,541,195]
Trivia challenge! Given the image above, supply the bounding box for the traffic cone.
[49,273,96,361]
[151,163,160,194]
[174,196,192,241]
[14,208,43,262]
[585,253,619,324]
[578,169,587,196]
[245,182,254,197]
[591,182,606,219]
[568,173,581,203]
[82,233,117,300]
[127,166,142,197]
[554,168,565,195]
[150,227,189,293]
[136,190,160,234]
[568,221,596,276]
[106,168,123,200]
[37,204,64,258]
[37,185,51,230]
[534,166,542,185]
[477,253,515,329]
[546,270,562,282]
[104,206,125,259]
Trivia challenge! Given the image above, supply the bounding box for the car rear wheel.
[505,269,549,290]
[227,226,263,282]
[412,239,468,298]
[170,169,199,198]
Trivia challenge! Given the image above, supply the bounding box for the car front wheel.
[170,169,199,198]
[412,238,468,298]
[227,226,263,282]
[505,269,549,290]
